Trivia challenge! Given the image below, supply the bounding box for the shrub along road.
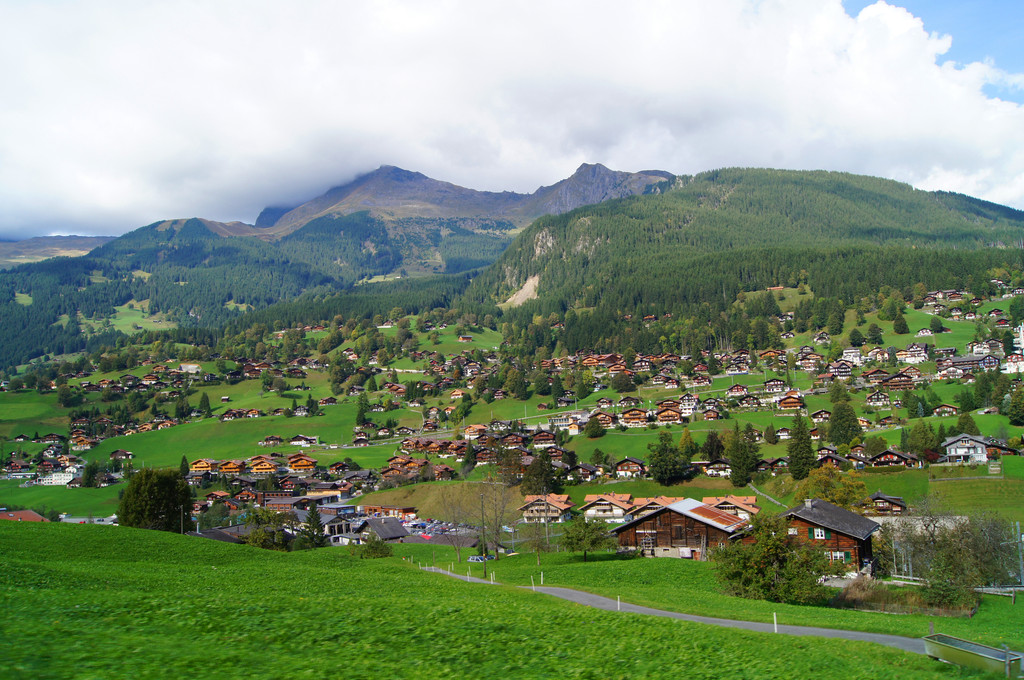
[423,566,928,655]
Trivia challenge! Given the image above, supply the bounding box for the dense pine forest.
[464,169,1024,341]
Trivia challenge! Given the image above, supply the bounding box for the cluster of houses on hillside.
[3,433,131,487]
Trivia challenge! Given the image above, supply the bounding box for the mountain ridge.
[258,163,672,234]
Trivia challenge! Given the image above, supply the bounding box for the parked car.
[467,555,495,562]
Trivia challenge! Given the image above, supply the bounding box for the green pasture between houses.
[1004,456,1024,480]
[0,479,119,516]
[400,545,1024,654]
[77,411,404,471]
[0,522,993,680]
[0,390,68,439]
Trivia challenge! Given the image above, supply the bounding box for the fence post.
[929,621,934,635]
[774,612,777,633]
[531,575,535,592]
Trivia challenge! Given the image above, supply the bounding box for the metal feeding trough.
[923,634,1022,678]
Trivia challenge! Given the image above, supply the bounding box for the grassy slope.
[0,522,983,680]
[403,545,1024,653]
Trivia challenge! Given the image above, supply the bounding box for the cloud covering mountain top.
[1,0,1022,238]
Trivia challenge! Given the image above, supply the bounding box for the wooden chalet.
[518,494,575,523]
[770,498,880,569]
[613,498,748,559]
[614,457,647,479]
[701,495,760,520]
[869,449,920,468]
[864,491,907,515]
[579,493,634,523]
[218,460,247,475]
[190,459,220,473]
[620,408,649,428]
[567,463,602,483]
[628,496,686,518]
[777,394,804,410]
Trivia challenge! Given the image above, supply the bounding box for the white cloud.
[0,0,1022,238]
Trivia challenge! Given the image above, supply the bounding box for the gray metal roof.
[782,498,880,541]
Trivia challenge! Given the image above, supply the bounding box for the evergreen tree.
[866,323,884,345]
[787,416,814,481]
[562,449,578,469]
[583,417,605,439]
[551,374,564,399]
[355,393,369,426]
[828,402,862,446]
[301,504,328,548]
[848,328,865,347]
[647,430,687,486]
[179,454,189,478]
[893,313,909,334]
[522,450,560,495]
[763,422,778,445]
[198,391,211,417]
[81,460,101,488]
[955,412,980,436]
[728,422,756,487]
[1008,387,1024,426]
[701,430,724,459]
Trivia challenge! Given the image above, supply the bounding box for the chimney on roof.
[803,498,813,509]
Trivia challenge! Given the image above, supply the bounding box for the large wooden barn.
[612,498,748,559]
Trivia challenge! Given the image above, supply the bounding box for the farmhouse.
[613,498,748,559]
[774,498,880,570]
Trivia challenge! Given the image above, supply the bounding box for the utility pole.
[479,492,487,579]
[1017,521,1023,587]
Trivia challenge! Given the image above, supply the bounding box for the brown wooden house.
[770,498,880,569]
[613,498,748,559]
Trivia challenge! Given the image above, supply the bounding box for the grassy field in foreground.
[0,523,984,680]
[396,543,1024,653]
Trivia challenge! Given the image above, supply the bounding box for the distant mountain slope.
[0,235,115,269]
[264,163,672,233]
[0,164,668,369]
[463,168,1024,317]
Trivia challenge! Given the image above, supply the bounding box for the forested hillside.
[0,164,667,370]
[464,169,1024,329]
[4,167,1024,371]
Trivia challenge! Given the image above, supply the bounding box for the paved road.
[422,566,926,655]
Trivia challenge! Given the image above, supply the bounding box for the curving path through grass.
[422,566,927,655]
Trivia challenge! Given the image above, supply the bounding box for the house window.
[788,527,798,536]
[812,527,827,540]
[829,551,851,563]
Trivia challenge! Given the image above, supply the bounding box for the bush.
[355,534,393,559]
[712,514,843,605]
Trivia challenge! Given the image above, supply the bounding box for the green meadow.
[0,522,990,680]
[404,545,1024,653]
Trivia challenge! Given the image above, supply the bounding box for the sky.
[1,0,1023,239]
